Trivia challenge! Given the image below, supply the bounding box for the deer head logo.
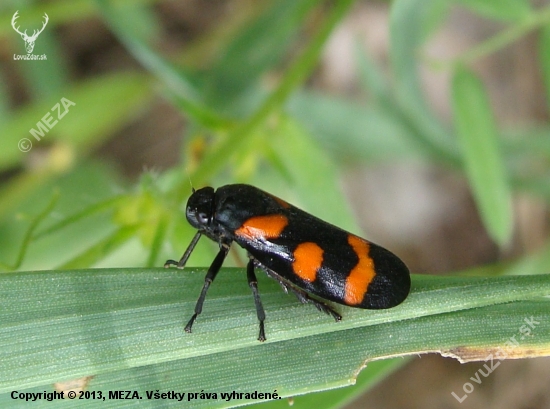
[11,11,49,54]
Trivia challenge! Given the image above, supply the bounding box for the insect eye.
[196,211,209,225]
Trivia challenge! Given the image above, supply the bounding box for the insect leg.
[262,266,342,322]
[185,242,230,333]
[288,284,341,321]
[246,257,266,342]
[164,231,202,268]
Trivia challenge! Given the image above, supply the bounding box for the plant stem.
[457,5,550,66]
[181,0,357,198]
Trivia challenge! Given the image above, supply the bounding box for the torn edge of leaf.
[441,346,550,363]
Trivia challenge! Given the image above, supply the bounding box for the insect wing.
[233,198,410,309]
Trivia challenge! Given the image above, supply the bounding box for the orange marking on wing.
[235,215,288,240]
[292,242,323,283]
[344,235,376,305]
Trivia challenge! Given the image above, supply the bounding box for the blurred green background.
[1,0,550,408]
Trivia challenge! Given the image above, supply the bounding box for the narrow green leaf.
[184,0,355,193]
[0,72,153,171]
[354,41,392,108]
[1,269,550,409]
[0,1,157,38]
[456,0,532,21]
[249,358,407,409]
[289,91,421,162]
[389,0,458,164]
[504,239,550,276]
[33,195,126,240]
[4,299,549,409]
[95,0,224,128]
[354,43,457,163]
[451,67,513,246]
[453,7,550,68]
[0,163,125,272]
[0,192,58,271]
[145,215,169,268]
[53,73,153,151]
[206,0,322,106]
[58,225,140,269]
[1,270,549,384]
[264,116,357,230]
[540,25,550,110]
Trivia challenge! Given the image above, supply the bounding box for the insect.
[165,184,410,341]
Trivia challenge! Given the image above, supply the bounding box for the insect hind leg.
[255,261,342,322]
[246,257,267,342]
[290,285,342,322]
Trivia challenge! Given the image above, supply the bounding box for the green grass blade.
[2,269,550,400]
[5,295,548,409]
[57,226,141,269]
[265,116,356,230]
[451,67,513,246]
[248,358,408,409]
[95,0,224,128]
[456,0,532,21]
[389,0,458,163]
[540,25,550,110]
[185,0,355,192]
[205,0,322,106]
[288,91,423,162]
[0,72,153,171]
[0,191,58,271]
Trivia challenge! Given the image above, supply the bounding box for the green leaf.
[288,91,423,163]
[58,225,141,269]
[389,0,458,163]
[248,358,407,409]
[263,116,356,230]
[206,0,322,107]
[95,0,225,128]
[0,72,153,171]
[540,25,550,110]
[456,0,532,21]
[451,67,513,246]
[0,163,126,272]
[354,41,392,108]
[184,0,355,192]
[2,269,550,409]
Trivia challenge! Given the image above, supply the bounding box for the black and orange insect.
[165,184,410,341]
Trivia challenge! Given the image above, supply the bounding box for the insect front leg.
[185,241,230,333]
[164,231,202,268]
[247,257,266,342]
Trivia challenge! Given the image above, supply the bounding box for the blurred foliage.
[1,0,550,408]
